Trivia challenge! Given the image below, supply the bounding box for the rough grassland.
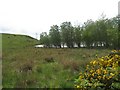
[2,33,111,88]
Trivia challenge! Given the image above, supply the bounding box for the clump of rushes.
[75,50,120,90]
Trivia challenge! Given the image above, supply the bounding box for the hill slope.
[1,33,39,49]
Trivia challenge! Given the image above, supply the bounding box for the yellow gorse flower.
[96,69,101,74]
[75,50,120,89]
[77,85,80,88]
[110,73,115,76]
[103,69,107,74]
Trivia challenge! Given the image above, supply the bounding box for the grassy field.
[2,33,111,88]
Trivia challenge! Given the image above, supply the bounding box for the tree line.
[39,16,119,49]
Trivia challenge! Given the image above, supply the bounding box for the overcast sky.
[0,0,120,39]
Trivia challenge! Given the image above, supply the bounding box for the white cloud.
[0,0,119,39]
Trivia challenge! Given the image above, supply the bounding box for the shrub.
[75,50,120,90]
[44,57,54,63]
[19,61,34,73]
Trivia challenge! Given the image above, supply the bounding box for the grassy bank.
[2,33,38,50]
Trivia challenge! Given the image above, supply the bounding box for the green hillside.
[1,33,39,50]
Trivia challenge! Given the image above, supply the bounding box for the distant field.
[2,33,111,88]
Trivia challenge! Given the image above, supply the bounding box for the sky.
[0,0,120,39]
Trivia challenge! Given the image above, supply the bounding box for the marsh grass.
[2,47,111,88]
[2,33,111,88]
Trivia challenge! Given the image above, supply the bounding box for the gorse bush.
[75,50,120,90]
